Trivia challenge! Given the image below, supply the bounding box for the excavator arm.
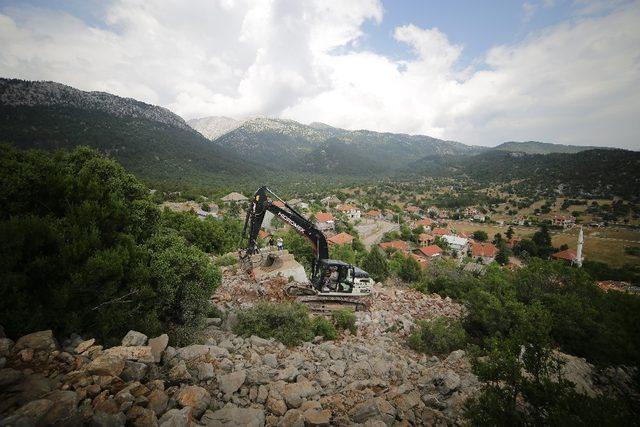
[240,186,329,266]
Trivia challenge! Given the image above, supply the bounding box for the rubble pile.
[213,271,294,307]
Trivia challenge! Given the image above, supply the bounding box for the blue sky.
[0,0,638,148]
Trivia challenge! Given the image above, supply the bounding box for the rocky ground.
[0,272,635,426]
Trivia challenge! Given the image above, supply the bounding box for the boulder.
[147,389,169,416]
[91,410,127,427]
[104,346,154,363]
[0,399,53,426]
[0,367,23,387]
[131,407,158,427]
[168,360,192,382]
[249,335,270,346]
[40,390,80,426]
[177,345,229,360]
[282,381,317,409]
[303,408,331,426]
[435,371,460,395]
[280,409,304,427]
[201,406,265,427]
[122,330,148,347]
[262,354,278,368]
[86,354,125,377]
[122,361,148,382]
[197,363,215,381]
[158,407,193,427]
[0,338,14,356]
[266,395,287,416]
[148,334,169,363]
[14,330,58,352]
[218,370,246,395]
[349,398,396,425]
[175,385,211,417]
[75,338,96,354]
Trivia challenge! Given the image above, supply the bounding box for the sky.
[0,0,639,149]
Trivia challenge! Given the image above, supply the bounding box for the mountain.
[187,116,243,140]
[0,78,258,188]
[205,116,482,172]
[492,141,605,154]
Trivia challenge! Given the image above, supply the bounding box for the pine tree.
[361,246,390,283]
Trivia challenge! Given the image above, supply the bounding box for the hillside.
[0,78,259,188]
[493,141,604,154]
[208,116,481,172]
[187,116,243,140]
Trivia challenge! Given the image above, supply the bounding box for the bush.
[310,316,338,340]
[215,253,238,267]
[398,255,423,282]
[361,246,390,282]
[233,302,313,346]
[331,309,357,335]
[408,317,467,354]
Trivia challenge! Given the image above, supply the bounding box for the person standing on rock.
[277,237,283,251]
[268,236,275,251]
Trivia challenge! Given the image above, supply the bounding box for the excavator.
[239,186,373,311]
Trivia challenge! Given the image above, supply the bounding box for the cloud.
[0,0,638,148]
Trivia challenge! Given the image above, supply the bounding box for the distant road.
[356,220,399,249]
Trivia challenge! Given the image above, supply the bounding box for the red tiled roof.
[258,230,270,239]
[412,254,429,268]
[379,240,409,251]
[328,232,354,246]
[552,248,577,261]
[406,206,420,213]
[337,204,357,212]
[416,245,442,258]
[315,212,334,222]
[472,242,498,258]
[418,233,434,243]
[272,201,285,208]
[414,218,434,228]
[365,209,381,216]
[432,228,449,236]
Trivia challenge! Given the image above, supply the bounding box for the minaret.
[576,226,584,267]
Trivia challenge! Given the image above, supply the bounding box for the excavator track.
[284,283,370,313]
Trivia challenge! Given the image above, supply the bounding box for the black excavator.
[239,186,373,311]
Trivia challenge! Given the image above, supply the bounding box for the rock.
[250,335,270,346]
[221,311,239,332]
[177,345,229,360]
[263,354,278,368]
[316,370,332,387]
[40,390,80,425]
[158,407,193,427]
[92,410,127,427]
[0,399,53,426]
[329,360,346,377]
[131,407,158,427]
[435,370,460,395]
[19,348,34,362]
[162,346,177,364]
[350,398,396,425]
[14,330,58,352]
[168,360,192,382]
[197,362,215,381]
[266,395,287,416]
[277,366,299,382]
[148,334,169,363]
[201,406,265,427]
[445,350,466,363]
[0,338,14,356]
[257,385,269,404]
[280,409,304,427]
[206,318,223,327]
[86,354,125,377]
[0,357,5,369]
[122,361,148,382]
[104,346,154,363]
[75,338,96,354]
[122,330,148,347]
[303,408,331,426]
[282,381,316,409]
[175,385,211,417]
[147,389,169,416]
[0,368,23,387]
[556,352,597,397]
[218,370,246,395]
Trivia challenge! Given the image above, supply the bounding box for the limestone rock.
[218,370,246,395]
[282,381,316,409]
[75,338,96,354]
[40,390,80,425]
[86,354,125,377]
[158,407,193,427]
[147,389,169,416]
[122,361,148,382]
[168,360,192,382]
[0,367,23,387]
[279,409,304,427]
[0,398,53,426]
[104,346,154,363]
[201,406,265,427]
[0,338,14,356]
[266,395,287,416]
[92,410,127,427]
[303,408,331,426]
[350,398,396,424]
[177,344,229,360]
[14,330,58,352]
[176,385,211,417]
[148,334,169,363]
[122,330,148,347]
[197,363,214,381]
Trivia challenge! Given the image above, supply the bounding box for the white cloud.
[0,0,638,148]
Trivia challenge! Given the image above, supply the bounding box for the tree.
[329,243,356,265]
[399,255,422,282]
[532,225,554,259]
[493,232,503,245]
[473,230,489,242]
[505,226,514,240]
[361,246,390,283]
[495,243,510,266]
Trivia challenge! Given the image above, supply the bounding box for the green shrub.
[331,309,357,335]
[398,255,423,282]
[310,316,338,340]
[408,317,467,354]
[207,304,225,319]
[361,246,390,282]
[233,302,313,346]
[215,253,238,267]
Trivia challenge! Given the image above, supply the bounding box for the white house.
[442,234,469,255]
[336,204,361,220]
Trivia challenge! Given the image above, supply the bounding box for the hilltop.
[493,141,607,154]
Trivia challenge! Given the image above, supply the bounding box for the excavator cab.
[313,259,373,296]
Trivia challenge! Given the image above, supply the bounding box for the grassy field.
[448,221,640,267]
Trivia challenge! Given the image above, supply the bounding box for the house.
[412,254,429,269]
[336,204,361,220]
[328,232,354,246]
[364,209,382,219]
[463,262,486,276]
[442,235,469,254]
[379,240,410,255]
[552,215,575,228]
[414,245,442,259]
[287,199,309,210]
[471,242,498,264]
[221,192,248,204]
[315,212,335,232]
[427,206,440,215]
[506,238,520,249]
[552,248,579,264]
[406,205,421,215]
[432,228,450,237]
[321,195,341,207]
[513,216,526,226]
[258,230,270,240]
[272,200,286,208]
[196,209,218,219]
[413,218,434,230]
[418,233,435,246]
[383,209,397,221]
